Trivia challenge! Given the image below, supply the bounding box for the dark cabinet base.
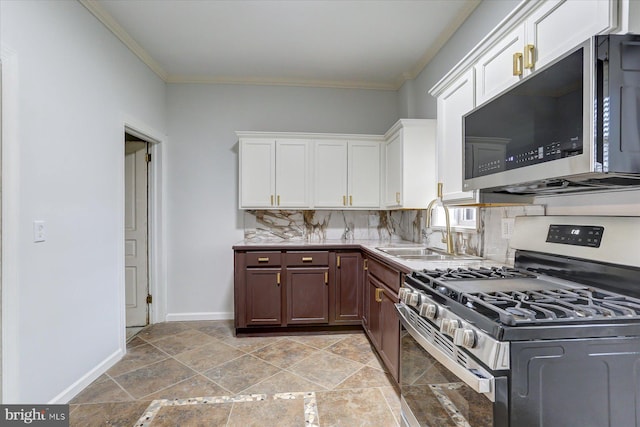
[235,324,363,337]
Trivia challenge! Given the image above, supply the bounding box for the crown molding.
[165,74,398,91]
[403,0,481,84]
[78,0,169,81]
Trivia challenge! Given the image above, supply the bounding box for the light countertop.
[233,239,504,273]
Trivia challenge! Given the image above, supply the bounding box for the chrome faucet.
[425,183,454,254]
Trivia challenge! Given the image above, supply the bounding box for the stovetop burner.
[407,265,640,327]
[419,266,536,281]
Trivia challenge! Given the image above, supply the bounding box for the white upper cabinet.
[314,140,348,208]
[437,70,477,204]
[275,140,311,208]
[239,138,276,208]
[239,137,310,209]
[383,119,437,209]
[526,0,614,71]
[431,0,622,204]
[314,139,380,209]
[475,24,526,105]
[476,0,614,106]
[347,140,381,208]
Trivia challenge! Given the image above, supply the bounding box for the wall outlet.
[501,218,515,239]
[33,220,46,242]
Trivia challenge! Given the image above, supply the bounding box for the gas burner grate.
[415,266,536,282]
[463,287,640,326]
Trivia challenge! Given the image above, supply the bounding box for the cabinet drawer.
[368,258,401,293]
[245,251,282,267]
[285,251,329,266]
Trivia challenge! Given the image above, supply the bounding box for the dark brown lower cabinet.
[245,269,282,326]
[286,267,329,324]
[363,257,401,383]
[333,252,363,324]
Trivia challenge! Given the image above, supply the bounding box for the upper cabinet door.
[275,140,311,208]
[349,141,380,208]
[526,0,615,71]
[239,138,276,208]
[383,132,403,207]
[437,69,477,204]
[475,24,526,105]
[314,140,348,208]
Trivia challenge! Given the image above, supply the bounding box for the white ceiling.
[82,0,480,90]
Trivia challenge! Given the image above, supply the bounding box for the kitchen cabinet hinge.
[145,153,151,163]
[146,294,153,304]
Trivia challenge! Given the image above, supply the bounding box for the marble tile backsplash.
[243,204,546,265]
[243,210,424,243]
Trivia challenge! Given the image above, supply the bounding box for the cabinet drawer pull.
[302,257,313,262]
[257,257,270,262]
[324,272,328,284]
[276,272,281,285]
[363,259,368,271]
[524,44,535,69]
[375,288,383,303]
[513,52,523,76]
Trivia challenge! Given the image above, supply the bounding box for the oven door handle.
[395,303,495,401]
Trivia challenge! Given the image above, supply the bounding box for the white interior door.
[125,141,149,327]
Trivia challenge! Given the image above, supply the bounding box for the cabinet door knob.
[524,44,535,69]
[513,52,523,76]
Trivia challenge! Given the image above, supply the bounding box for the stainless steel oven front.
[397,303,508,427]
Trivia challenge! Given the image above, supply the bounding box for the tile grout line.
[375,386,402,427]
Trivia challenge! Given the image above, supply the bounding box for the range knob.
[441,319,460,337]
[453,328,477,349]
[419,302,438,320]
[397,288,409,300]
[407,292,420,307]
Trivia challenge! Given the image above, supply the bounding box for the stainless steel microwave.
[463,34,640,195]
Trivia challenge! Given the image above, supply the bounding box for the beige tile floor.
[70,320,401,426]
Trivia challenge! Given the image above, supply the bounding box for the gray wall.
[398,0,521,119]
[165,84,397,318]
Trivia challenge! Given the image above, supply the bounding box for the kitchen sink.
[376,246,481,261]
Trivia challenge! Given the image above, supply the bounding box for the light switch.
[33,220,46,242]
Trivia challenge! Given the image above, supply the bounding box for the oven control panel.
[546,224,604,248]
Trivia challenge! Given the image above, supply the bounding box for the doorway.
[125,133,150,336]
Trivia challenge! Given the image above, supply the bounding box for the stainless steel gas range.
[396,216,640,427]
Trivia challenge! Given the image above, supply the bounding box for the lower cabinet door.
[365,274,383,349]
[286,267,329,324]
[245,269,282,326]
[334,252,362,324]
[379,286,400,382]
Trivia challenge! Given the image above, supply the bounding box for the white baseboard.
[49,347,124,404]
[165,312,234,322]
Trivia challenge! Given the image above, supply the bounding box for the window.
[430,206,478,230]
